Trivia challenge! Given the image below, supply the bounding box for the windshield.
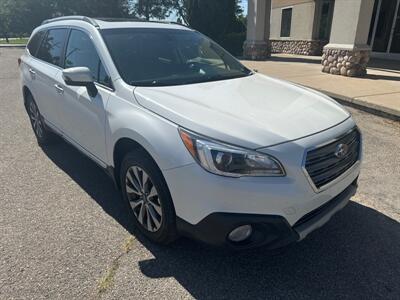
[100,28,252,86]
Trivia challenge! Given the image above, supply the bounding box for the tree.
[0,0,17,41]
[0,0,132,40]
[172,0,246,55]
[52,0,130,18]
[134,0,175,20]
[17,0,54,36]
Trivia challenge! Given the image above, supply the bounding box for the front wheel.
[120,149,178,244]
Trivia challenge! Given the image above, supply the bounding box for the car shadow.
[41,140,400,299]
[41,138,136,233]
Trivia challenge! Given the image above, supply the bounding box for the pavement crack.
[95,236,135,297]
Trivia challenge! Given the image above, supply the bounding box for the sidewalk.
[242,54,400,121]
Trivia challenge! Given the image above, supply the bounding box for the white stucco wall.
[328,0,375,46]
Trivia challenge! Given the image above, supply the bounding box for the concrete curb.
[316,89,400,122]
[0,44,26,48]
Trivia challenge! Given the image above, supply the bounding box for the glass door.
[371,0,398,52]
[390,3,400,53]
[369,0,400,57]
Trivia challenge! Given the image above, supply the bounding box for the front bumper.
[177,179,358,250]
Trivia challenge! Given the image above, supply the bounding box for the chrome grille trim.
[302,127,361,193]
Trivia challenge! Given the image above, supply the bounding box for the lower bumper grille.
[304,127,361,190]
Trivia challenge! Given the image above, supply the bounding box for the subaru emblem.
[334,143,349,158]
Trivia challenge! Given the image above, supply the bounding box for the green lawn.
[0,38,29,45]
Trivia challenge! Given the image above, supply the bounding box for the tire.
[26,94,56,146]
[120,148,178,244]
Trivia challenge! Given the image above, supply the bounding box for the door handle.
[29,68,36,79]
[54,84,64,94]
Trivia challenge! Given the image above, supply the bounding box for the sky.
[240,0,248,16]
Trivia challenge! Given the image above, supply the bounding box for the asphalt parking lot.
[1,48,399,299]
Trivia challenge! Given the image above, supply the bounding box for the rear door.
[22,30,45,92]
[28,28,68,130]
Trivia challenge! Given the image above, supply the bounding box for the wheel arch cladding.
[113,137,159,189]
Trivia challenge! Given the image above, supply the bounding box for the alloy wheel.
[28,100,44,138]
[125,166,163,232]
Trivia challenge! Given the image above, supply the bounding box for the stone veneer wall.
[321,48,370,77]
[270,40,327,56]
[243,41,271,60]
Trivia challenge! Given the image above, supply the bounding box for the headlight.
[179,128,285,177]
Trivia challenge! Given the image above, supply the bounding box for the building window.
[318,0,334,40]
[280,8,292,37]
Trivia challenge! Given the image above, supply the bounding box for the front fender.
[106,98,194,171]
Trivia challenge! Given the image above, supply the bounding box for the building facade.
[270,0,334,56]
[244,0,400,77]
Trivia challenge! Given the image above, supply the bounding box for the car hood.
[134,73,350,149]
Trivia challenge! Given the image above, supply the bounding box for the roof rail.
[95,17,188,28]
[41,16,99,28]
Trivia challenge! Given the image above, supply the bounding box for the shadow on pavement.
[364,73,400,82]
[369,58,400,73]
[42,140,400,299]
[268,55,321,64]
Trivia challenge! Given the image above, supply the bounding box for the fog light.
[228,225,252,242]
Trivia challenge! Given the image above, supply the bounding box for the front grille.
[304,128,360,189]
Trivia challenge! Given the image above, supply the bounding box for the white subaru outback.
[20,16,362,249]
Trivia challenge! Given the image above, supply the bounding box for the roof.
[41,16,191,31]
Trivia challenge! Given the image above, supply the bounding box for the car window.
[64,29,111,88]
[27,31,45,57]
[36,28,68,67]
[101,28,252,87]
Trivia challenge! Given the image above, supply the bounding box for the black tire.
[26,94,56,146]
[120,148,178,244]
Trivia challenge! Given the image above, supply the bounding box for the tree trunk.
[145,2,150,20]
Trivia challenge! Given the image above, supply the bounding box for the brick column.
[321,0,375,77]
[243,0,271,60]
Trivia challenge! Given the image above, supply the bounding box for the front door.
[57,29,113,164]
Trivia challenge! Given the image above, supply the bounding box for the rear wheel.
[26,95,56,145]
[120,149,178,244]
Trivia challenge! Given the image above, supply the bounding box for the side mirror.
[62,67,98,97]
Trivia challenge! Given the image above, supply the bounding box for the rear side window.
[27,31,45,57]
[37,28,68,67]
[64,29,111,87]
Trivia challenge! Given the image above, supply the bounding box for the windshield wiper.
[131,72,252,87]
[201,73,250,83]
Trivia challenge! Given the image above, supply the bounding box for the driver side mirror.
[62,67,98,97]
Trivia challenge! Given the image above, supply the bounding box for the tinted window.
[101,28,251,86]
[37,29,68,66]
[27,31,45,57]
[318,1,334,40]
[281,8,292,37]
[65,29,111,87]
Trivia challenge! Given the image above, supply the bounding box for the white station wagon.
[20,16,362,249]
